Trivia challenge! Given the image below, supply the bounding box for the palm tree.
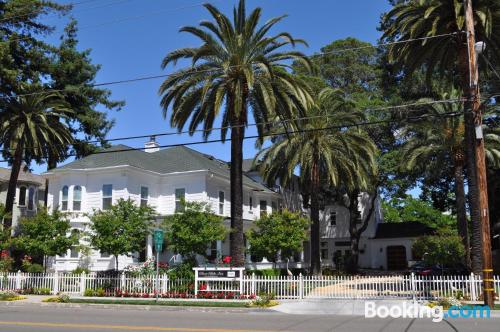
[158,0,312,266]
[256,88,378,274]
[400,92,500,270]
[381,0,500,272]
[0,90,74,229]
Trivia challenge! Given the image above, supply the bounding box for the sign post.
[153,229,164,301]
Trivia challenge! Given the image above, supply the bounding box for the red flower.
[222,256,232,264]
[199,283,207,291]
[1,250,9,259]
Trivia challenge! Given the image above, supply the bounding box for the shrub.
[0,251,14,272]
[72,267,90,275]
[250,292,277,307]
[26,263,44,273]
[0,291,26,301]
[84,289,96,297]
[43,294,70,303]
[250,269,281,277]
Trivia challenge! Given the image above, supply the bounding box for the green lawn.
[67,298,248,308]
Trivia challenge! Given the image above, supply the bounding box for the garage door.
[386,246,407,270]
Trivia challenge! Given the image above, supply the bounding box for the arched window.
[73,186,82,211]
[61,186,69,211]
[27,187,35,211]
[18,186,27,206]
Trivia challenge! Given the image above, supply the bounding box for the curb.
[0,300,272,314]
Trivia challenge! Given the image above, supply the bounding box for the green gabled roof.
[53,145,274,193]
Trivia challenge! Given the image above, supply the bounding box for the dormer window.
[61,186,69,211]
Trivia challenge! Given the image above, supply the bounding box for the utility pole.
[463,0,494,308]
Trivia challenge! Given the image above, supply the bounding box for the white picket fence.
[0,272,499,302]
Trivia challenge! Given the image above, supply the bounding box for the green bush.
[33,287,51,295]
[167,262,195,281]
[83,289,96,297]
[96,288,106,297]
[249,269,281,277]
[72,267,90,275]
[25,263,44,273]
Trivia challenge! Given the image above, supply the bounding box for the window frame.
[140,186,149,208]
[18,186,27,207]
[27,186,36,211]
[61,185,69,211]
[218,190,225,215]
[330,211,337,226]
[175,188,185,212]
[102,184,113,210]
[72,185,82,211]
[259,200,267,216]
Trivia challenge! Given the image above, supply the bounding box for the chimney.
[144,136,160,153]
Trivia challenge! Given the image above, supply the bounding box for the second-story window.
[260,200,267,216]
[102,184,113,210]
[330,211,337,226]
[18,186,27,206]
[27,187,35,211]
[73,186,82,211]
[218,191,225,215]
[61,186,69,211]
[271,201,277,212]
[175,188,185,212]
[249,196,253,211]
[140,186,149,207]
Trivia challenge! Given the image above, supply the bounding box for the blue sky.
[3,0,392,174]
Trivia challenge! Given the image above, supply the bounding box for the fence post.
[299,273,304,299]
[411,273,416,302]
[79,272,86,295]
[194,269,198,297]
[121,273,126,291]
[53,271,59,295]
[251,273,256,296]
[470,273,477,301]
[15,270,21,290]
[162,274,168,293]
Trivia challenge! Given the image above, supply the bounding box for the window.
[27,187,35,211]
[271,201,277,212]
[73,186,82,211]
[100,251,110,258]
[249,196,253,211]
[355,210,362,224]
[321,243,329,260]
[175,188,185,212]
[102,184,113,210]
[330,211,337,226]
[260,200,267,216]
[61,186,69,211]
[140,186,149,207]
[207,241,218,261]
[70,246,79,258]
[218,191,225,215]
[18,186,27,206]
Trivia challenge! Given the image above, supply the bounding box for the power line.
[0,98,467,154]
[0,32,461,100]
[0,110,463,162]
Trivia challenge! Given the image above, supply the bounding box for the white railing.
[0,272,498,302]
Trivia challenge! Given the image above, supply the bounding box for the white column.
[146,235,153,259]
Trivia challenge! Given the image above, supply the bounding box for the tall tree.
[89,199,155,271]
[0,90,74,229]
[257,87,378,274]
[381,0,500,272]
[158,0,312,266]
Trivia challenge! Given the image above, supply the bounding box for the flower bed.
[84,288,256,300]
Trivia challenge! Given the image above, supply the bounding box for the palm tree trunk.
[454,158,470,270]
[458,44,482,273]
[229,104,246,267]
[347,190,360,274]
[309,159,321,275]
[3,144,24,230]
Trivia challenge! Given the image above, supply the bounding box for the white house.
[42,138,433,272]
[0,166,45,231]
[44,138,296,271]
